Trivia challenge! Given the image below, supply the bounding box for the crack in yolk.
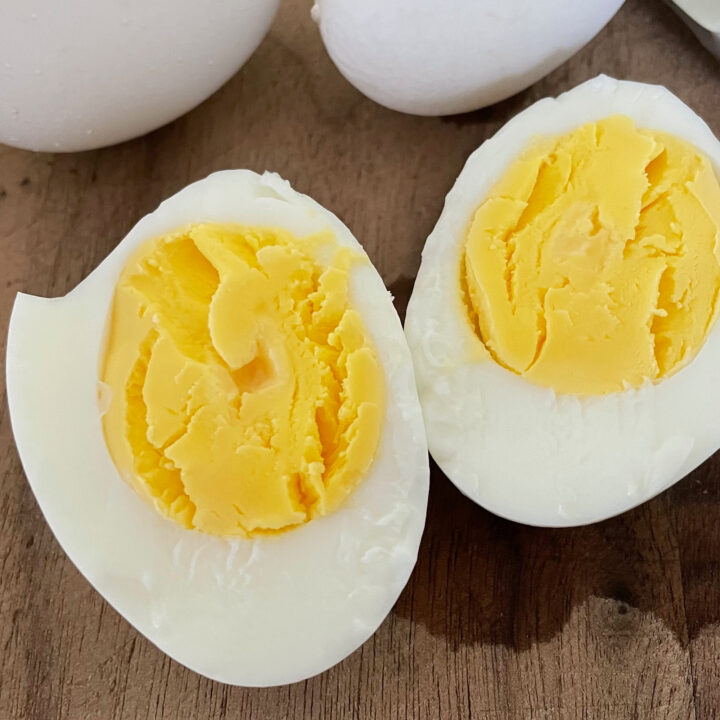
[100,224,385,536]
[462,115,720,395]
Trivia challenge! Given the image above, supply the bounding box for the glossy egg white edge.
[0,0,280,152]
[6,170,430,686]
[404,75,720,527]
[311,0,625,116]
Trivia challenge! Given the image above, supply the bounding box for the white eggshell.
[0,0,280,152]
[405,75,720,527]
[670,0,720,58]
[6,170,429,685]
[312,0,625,116]
[673,0,720,30]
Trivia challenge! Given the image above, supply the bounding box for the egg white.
[312,0,624,116]
[6,170,429,686]
[405,75,720,527]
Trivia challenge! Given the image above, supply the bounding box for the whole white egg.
[672,0,720,29]
[405,76,720,526]
[0,0,280,152]
[312,0,625,116]
[669,0,720,58]
[6,170,429,685]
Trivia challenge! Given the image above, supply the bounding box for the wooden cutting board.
[1,0,719,717]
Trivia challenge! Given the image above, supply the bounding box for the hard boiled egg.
[0,0,280,151]
[405,76,720,526]
[7,170,429,685]
[312,0,625,116]
[670,0,720,58]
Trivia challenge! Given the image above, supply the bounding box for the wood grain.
[1,0,720,717]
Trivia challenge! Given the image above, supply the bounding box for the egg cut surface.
[312,0,625,116]
[405,76,720,527]
[7,171,429,685]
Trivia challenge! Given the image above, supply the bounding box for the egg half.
[405,75,720,527]
[6,170,429,685]
[312,0,625,117]
[0,0,280,151]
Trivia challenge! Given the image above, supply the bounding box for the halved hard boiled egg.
[7,171,429,685]
[405,75,720,527]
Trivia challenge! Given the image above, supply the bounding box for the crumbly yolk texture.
[101,224,385,537]
[463,115,720,395]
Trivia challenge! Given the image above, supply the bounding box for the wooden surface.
[2,0,720,717]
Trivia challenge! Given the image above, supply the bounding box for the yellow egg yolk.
[463,115,720,395]
[100,223,385,537]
